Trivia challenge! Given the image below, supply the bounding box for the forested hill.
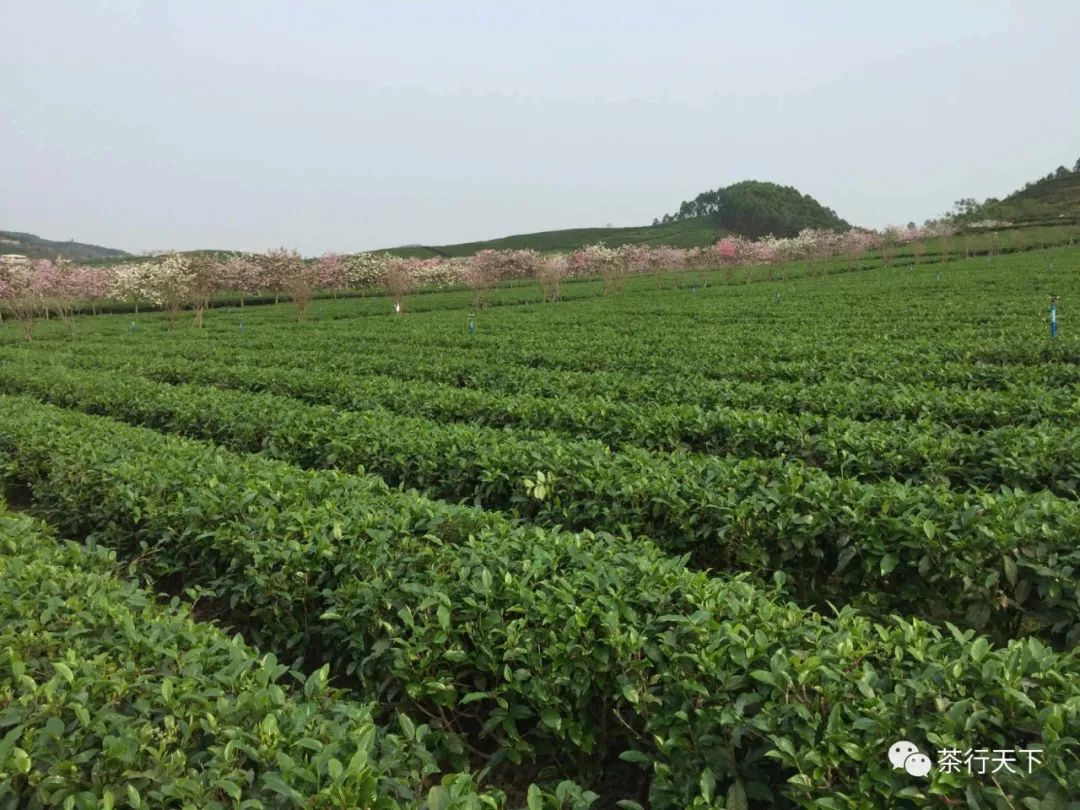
[656,180,850,237]
[953,161,1080,226]
[0,230,129,261]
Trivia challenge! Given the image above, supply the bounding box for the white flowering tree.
[149,254,196,327]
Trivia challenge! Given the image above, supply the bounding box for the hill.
[379,217,729,259]
[657,179,850,237]
[955,160,1080,226]
[8,179,851,262]
[377,180,850,258]
[0,230,129,262]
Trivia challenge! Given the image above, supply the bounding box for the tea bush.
[0,506,513,809]
[1,400,1077,807]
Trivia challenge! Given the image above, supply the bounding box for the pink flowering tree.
[714,238,740,264]
[537,254,568,302]
[645,246,684,274]
[465,250,504,308]
[714,238,742,282]
[0,260,48,340]
[492,249,543,283]
[49,259,85,332]
[70,265,114,314]
[567,244,625,294]
[262,248,318,322]
[314,252,348,298]
[616,245,650,277]
[216,254,263,307]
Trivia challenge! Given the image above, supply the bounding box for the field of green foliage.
[1,243,1078,808]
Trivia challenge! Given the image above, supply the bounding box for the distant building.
[0,254,30,265]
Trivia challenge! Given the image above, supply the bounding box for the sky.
[2,1,1078,255]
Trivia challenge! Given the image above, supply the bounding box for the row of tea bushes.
[17,346,1079,496]
[2,364,1077,646]
[1,398,1076,807]
[11,337,1080,431]
[0,506,541,809]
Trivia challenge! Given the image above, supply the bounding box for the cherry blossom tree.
[261,248,318,321]
[0,260,47,340]
[537,254,567,302]
[217,254,263,307]
[714,238,742,282]
[465,250,503,308]
[566,244,625,294]
[616,245,650,277]
[184,254,222,328]
[41,259,83,333]
[149,254,195,327]
[69,265,113,315]
[382,256,415,314]
[343,253,386,290]
[109,262,159,313]
[314,252,348,298]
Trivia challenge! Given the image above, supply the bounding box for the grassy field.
[2,243,1079,807]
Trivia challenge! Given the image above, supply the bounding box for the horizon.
[3,1,1078,254]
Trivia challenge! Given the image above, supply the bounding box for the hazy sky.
[3,1,1078,255]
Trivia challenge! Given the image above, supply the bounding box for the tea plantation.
[1,247,1078,808]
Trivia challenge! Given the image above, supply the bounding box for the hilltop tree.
[658,180,849,237]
